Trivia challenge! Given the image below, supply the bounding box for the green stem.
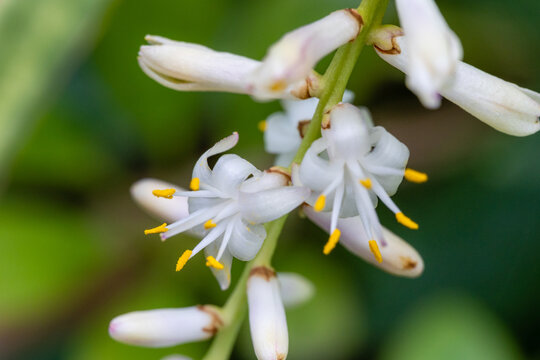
[202,1,389,359]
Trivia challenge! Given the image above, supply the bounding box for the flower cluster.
[110,1,539,359]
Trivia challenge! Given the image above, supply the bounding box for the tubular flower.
[143,132,309,289]
[296,103,425,262]
[395,0,463,108]
[138,35,317,100]
[375,33,540,136]
[248,9,363,99]
[303,205,424,277]
[263,91,355,166]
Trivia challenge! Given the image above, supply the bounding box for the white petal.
[240,171,289,193]
[275,152,297,167]
[109,306,223,347]
[298,138,342,194]
[304,206,424,277]
[280,97,319,122]
[238,186,309,224]
[131,178,188,223]
[248,266,288,360]
[277,272,315,308]
[193,132,239,184]
[264,112,302,155]
[440,62,540,136]
[138,36,260,93]
[205,240,233,290]
[227,219,266,261]
[248,9,362,97]
[364,126,409,196]
[211,154,260,194]
[161,355,192,360]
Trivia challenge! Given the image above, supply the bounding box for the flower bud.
[277,272,315,308]
[248,266,288,360]
[304,205,424,277]
[109,305,223,347]
[248,9,362,99]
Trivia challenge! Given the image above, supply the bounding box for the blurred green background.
[0,0,539,359]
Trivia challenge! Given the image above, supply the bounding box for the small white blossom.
[263,91,355,166]
[303,205,424,277]
[248,9,363,99]
[143,133,309,290]
[375,34,540,136]
[295,103,425,263]
[248,266,288,360]
[395,0,463,108]
[109,305,223,347]
[277,272,315,308]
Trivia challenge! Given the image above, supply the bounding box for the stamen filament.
[176,250,192,271]
[396,212,419,230]
[144,223,168,235]
[368,240,383,263]
[206,256,224,270]
[152,188,176,199]
[190,177,200,191]
[323,229,341,255]
[404,168,428,183]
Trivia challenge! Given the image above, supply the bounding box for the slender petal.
[193,132,239,183]
[278,272,315,308]
[212,154,260,194]
[227,218,266,261]
[131,178,188,223]
[109,306,223,347]
[248,266,288,360]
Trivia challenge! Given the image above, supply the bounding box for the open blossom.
[395,0,462,108]
[138,35,314,100]
[375,33,540,136]
[303,205,424,277]
[295,103,426,262]
[248,9,363,99]
[143,132,309,289]
[263,91,354,166]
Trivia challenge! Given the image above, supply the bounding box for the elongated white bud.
[395,0,463,109]
[131,178,188,223]
[248,9,362,99]
[277,272,315,308]
[109,305,223,347]
[304,206,424,277]
[248,266,289,360]
[375,34,540,136]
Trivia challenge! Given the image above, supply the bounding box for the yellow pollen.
[404,168,428,183]
[269,80,287,92]
[369,240,383,263]
[360,178,372,189]
[323,229,341,255]
[176,250,192,271]
[204,219,217,229]
[206,256,224,270]
[258,120,267,132]
[144,223,168,235]
[396,212,419,230]
[314,195,326,212]
[152,188,176,199]
[190,177,200,191]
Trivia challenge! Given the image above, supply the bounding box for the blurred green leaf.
[380,293,523,360]
[0,0,112,182]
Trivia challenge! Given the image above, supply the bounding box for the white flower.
[375,34,540,136]
[247,266,288,360]
[277,272,315,308]
[295,103,426,263]
[248,9,363,99]
[143,133,309,290]
[395,0,463,108]
[263,91,355,166]
[109,305,223,347]
[303,205,424,277]
[138,35,318,100]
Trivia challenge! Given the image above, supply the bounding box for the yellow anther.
[396,212,419,230]
[314,195,326,212]
[176,250,192,271]
[206,256,224,270]
[258,120,267,132]
[368,240,383,263]
[269,80,287,92]
[360,178,372,189]
[144,223,168,235]
[404,168,428,183]
[323,229,341,255]
[190,177,200,191]
[152,188,176,199]
[204,219,217,229]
